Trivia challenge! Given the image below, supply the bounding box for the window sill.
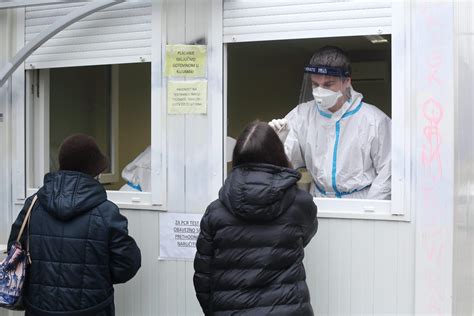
[314,197,409,221]
[24,188,166,211]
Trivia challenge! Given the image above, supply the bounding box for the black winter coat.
[8,171,141,316]
[193,164,318,316]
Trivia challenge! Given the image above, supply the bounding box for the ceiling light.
[366,35,389,44]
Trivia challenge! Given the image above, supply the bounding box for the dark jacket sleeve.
[7,195,35,249]
[302,196,318,247]
[102,203,142,284]
[193,206,215,314]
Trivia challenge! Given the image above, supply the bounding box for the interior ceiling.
[228,35,391,62]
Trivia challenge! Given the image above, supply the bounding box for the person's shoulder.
[295,100,316,114]
[24,194,37,207]
[361,101,391,122]
[99,200,120,211]
[207,199,224,212]
[94,200,121,223]
[201,199,225,220]
[286,100,315,125]
[290,189,317,218]
[294,189,316,207]
[200,199,230,232]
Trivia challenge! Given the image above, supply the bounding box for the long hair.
[232,121,291,168]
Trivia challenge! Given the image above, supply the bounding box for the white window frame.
[26,66,119,183]
[4,0,166,211]
[25,63,166,210]
[223,1,411,222]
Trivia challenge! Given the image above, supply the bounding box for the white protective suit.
[120,137,237,192]
[284,87,391,200]
[120,146,151,192]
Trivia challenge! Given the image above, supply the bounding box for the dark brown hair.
[310,45,352,77]
[232,121,291,168]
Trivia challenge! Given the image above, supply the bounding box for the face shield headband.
[304,65,351,78]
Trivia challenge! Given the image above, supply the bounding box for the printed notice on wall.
[159,212,203,261]
[166,45,207,77]
[167,80,207,114]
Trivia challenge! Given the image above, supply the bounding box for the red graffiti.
[427,53,443,87]
[422,229,445,263]
[418,5,449,315]
[422,98,444,180]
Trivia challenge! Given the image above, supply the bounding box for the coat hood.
[37,171,107,221]
[218,164,301,222]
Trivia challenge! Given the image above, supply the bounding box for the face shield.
[298,64,351,107]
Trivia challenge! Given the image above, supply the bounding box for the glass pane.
[109,63,151,191]
[49,65,112,173]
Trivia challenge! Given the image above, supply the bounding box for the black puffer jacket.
[8,171,141,316]
[193,164,318,316]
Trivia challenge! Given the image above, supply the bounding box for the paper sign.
[159,212,203,261]
[166,45,207,77]
[167,80,207,114]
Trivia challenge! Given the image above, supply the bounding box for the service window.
[225,35,407,220]
[25,63,162,209]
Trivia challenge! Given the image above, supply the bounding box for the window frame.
[223,1,411,222]
[27,67,119,183]
[24,63,166,211]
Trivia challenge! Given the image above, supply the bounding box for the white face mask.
[312,86,343,111]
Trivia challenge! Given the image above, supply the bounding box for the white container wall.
[412,2,455,314]
[1,1,473,316]
[1,7,26,316]
[113,0,223,315]
[0,9,13,246]
[305,219,414,315]
[454,1,474,314]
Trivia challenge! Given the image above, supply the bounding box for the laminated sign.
[159,212,203,261]
[167,80,207,114]
[166,45,207,77]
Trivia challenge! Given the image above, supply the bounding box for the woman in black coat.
[194,121,318,316]
[8,134,141,316]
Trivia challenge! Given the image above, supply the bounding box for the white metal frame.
[151,0,167,208]
[223,1,411,221]
[11,7,26,206]
[25,67,119,183]
[100,64,119,184]
[24,64,166,210]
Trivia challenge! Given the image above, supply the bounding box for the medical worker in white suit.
[270,46,391,200]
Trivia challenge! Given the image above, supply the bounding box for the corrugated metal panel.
[223,0,392,43]
[25,1,151,69]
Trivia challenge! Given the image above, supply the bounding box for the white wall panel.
[350,220,375,315]
[327,219,352,315]
[24,1,151,69]
[305,218,330,315]
[304,218,415,316]
[223,0,391,43]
